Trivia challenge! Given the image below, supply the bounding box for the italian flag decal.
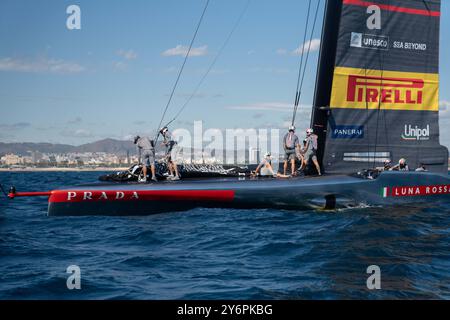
[382,187,389,198]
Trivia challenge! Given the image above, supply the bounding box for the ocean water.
[0,171,449,300]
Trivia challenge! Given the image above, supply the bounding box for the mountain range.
[0,139,135,156]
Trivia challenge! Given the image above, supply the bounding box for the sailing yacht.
[7,0,450,215]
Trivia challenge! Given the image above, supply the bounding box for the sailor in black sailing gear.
[283,126,300,176]
[160,127,180,180]
[134,135,157,182]
[390,158,409,171]
[304,128,322,176]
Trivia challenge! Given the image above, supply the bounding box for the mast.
[314,0,446,174]
[310,0,342,169]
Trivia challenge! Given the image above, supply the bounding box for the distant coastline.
[0,167,128,172]
[1,165,449,173]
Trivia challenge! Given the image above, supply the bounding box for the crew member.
[298,139,308,171]
[415,163,427,172]
[283,125,300,176]
[254,152,276,177]
[304,128,322,176]
[383,160,392,171]
[134,135,157,182]
[375,160,392,172]
[390,158,409,171]
[160,126,180,180]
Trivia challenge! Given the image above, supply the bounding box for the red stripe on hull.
[49,190,235,203]
[343,0,440,17]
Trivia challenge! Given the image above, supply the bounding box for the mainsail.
[312,0,448,174]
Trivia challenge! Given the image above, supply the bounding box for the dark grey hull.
[47,171,450,216]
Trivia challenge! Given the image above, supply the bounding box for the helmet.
[399,158,406,164]
[306,128,313,135]
[384,159,391,164]
[265,152,271,158]
[133,135,140,144]
[288,125,295,132]
[159,126,168,134]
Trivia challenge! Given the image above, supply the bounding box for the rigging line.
[382,90,390,160]
[373,0,391,169]
[364,67,371,169]
[382,1,391,164]
[291,0,311,125]
[421,0,431,13]
[164,0,251,128]
[417,0,431,167]
[373,53,385,169]
[155,0,211,140]
[292,0,322,125]
[292,0,312,109]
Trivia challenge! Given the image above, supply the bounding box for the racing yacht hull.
[47,171,450,216]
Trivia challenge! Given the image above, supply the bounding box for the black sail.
[312,0,448,174]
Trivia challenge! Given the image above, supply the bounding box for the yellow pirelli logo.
[330,67,439,111]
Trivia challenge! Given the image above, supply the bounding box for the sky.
[1,0,450,149]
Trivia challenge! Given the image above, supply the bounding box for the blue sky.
[1,0,450,148]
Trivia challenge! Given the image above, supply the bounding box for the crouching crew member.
[254,152,276,177]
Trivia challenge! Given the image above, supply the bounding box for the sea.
[0,171,449,300]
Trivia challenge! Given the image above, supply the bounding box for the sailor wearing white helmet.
[390,158,409,171]
[304,128,322,176]
[283,125,301,176]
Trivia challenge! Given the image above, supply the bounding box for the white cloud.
[162,45,208,57]
[74,129,92,137]
[0,57,85,74]
[117,49,138,60]
[0,122,31,130]
[292,38,321,55]
[122,134,136,141]
[227,102,293,112]
[60,129,93,138]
